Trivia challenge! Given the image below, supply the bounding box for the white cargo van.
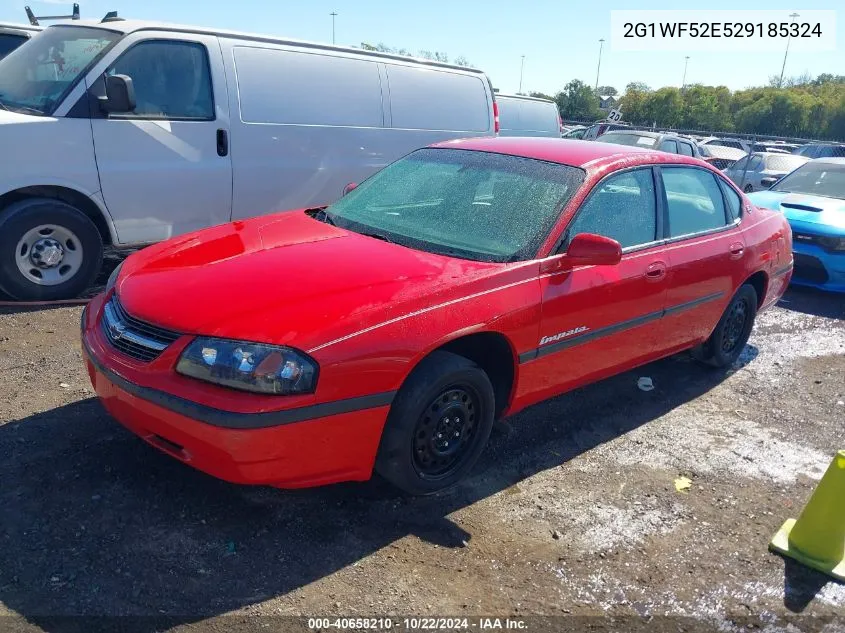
[0,19,497,300]
[0,23,41,60]
[495,94,561,138]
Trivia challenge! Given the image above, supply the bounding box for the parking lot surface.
[0,288,843,631]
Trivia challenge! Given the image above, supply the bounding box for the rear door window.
[661,167,729,237]
[718,178,742,222]
[386,65,490,132]
[677,142,694,156]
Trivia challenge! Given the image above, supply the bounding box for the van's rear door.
[84,31,232,245]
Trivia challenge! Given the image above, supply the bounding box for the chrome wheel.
[14,224,84,286]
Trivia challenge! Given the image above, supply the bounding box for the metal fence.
[561,119,838,145]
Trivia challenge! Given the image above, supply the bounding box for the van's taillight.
[493,100,500,134]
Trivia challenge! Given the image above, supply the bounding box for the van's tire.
[375,351,496,496]
[743,184,754,193]
[692,284,758,369]
[0,198,103,301]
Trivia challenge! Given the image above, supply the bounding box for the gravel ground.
[0,286,843,633]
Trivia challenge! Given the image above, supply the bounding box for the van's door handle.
[216,129,229,157]
[729,242,745,260]
[645,261,667,282]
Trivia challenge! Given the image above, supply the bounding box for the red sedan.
[81,138,793,495]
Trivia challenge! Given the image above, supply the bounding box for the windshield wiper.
[361,232,394,244]
[309,208,336,226]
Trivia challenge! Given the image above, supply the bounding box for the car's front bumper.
[791,242,845,293]
[81,296,391,488]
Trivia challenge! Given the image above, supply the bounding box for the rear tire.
[375,351,495,495]
[743,184,754,193]
[692,284,758,368]
[0,198,103,301]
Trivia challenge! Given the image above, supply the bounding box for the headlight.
[176,338,318,395]
[105,261,123,293]
[817,236,845,252]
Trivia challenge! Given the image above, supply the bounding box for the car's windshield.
[771,162,845,199]
[598,133,657,148]
[324,148,585,263]
[765,154,808,172]
[0,25,119,115]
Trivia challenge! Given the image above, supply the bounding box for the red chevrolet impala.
[81,138,793,495]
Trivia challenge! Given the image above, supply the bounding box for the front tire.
[0,198,103,301]
[376,351,496,495]
[692,284,758,368]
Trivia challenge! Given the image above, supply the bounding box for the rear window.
[599,133,657,148]
[497,97,559,135]
[234,47,383,127]
[765,154,808,172]
[386,65,490,132]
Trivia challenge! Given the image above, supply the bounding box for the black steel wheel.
[692,284,758,368]
[376,351,495,495]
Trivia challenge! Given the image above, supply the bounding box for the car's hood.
[115,211,511,351]
[747,190,845,235]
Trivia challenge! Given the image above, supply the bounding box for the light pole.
[595,38,604,93]
[778,12,800,87]
[330,11,337,45]
[519,55,525,94]
[682,56,690,90]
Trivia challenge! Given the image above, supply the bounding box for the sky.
[2,0,842,95]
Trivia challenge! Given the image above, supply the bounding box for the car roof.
[496,93,555,104]
[812,157,845,165]
[430,137,704,170]
[44,20,484,73]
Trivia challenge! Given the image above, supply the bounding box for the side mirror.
[342,182,358,196]
[98,74,136,114]
[564,233,622,267]
[760,176,780,188]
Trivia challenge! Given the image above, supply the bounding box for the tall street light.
[330,11,338,45]
[519,55,525,94]
[595,38,604,93]
[778,12,800,87]
[682,56,690,90]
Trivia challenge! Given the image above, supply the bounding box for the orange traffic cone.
[770,451,845,580]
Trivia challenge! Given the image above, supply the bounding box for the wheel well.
[437,332,516,418]
[0,186,112,246]
[744,271,768,308]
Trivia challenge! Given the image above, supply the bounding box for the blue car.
[748,158,845,292]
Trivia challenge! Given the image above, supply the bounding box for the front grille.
[101,296,181,362]
[793,232,821,247]
[793,253,829,285]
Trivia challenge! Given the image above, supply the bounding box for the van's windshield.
[0,25,120,116]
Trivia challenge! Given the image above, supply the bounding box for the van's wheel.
[692,284,758,368]
[376,351,495,495]
[743,184,754,193]
[0,198,103,301]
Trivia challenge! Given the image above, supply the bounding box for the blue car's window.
[325,148,585,263]
[771,162,845,200]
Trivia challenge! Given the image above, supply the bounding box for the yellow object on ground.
[770,450,845,581]
[674,476,692,493]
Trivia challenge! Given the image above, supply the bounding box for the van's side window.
[107,40,214,120]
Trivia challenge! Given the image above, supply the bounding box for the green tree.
[596,85,618,96]
[555,79,602,120]
[528,91,555,101]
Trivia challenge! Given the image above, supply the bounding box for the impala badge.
[540,326,589,346]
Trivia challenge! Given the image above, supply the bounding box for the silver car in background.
[724,152,810,192]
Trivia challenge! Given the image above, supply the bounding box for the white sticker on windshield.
[637,137,654,145]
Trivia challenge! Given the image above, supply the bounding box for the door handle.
[645,261,667,282]
[216,129,229,157]
[729,242,745,260]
